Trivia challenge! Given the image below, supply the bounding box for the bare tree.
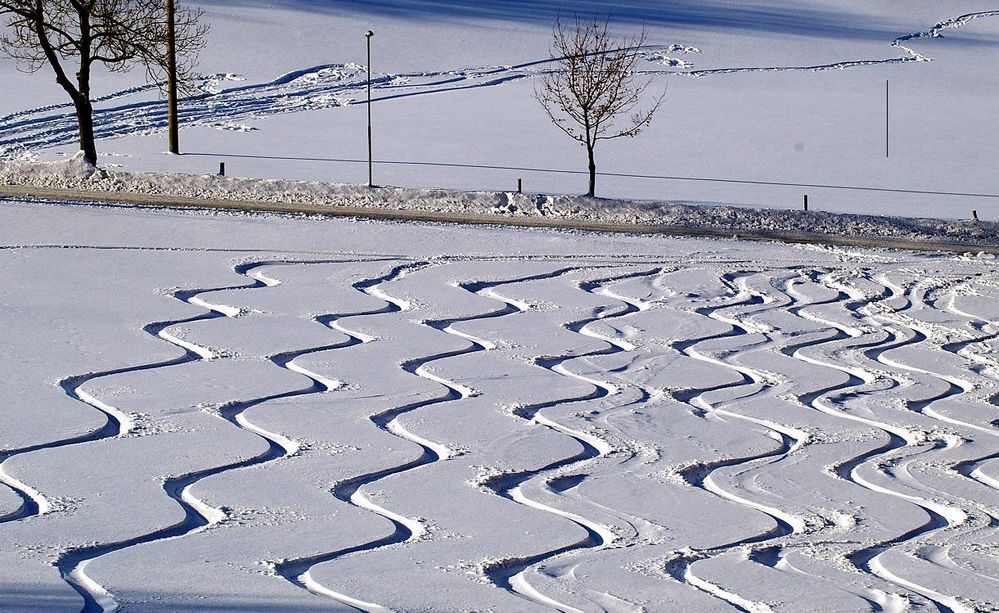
[536,15,664,197]
[0,0,208,165]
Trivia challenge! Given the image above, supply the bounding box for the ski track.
[467,267,667,611]
[3,11,999,157]
[4,255,999,610]
[943,278,999,497]
[785,270,956,605]
[273,262,623,611]
[654,265,996,612]
[782,269,984,613]
[858,273,999,607]
[269,259,445,612]
[659,270,821,612]
[16,257,390,612]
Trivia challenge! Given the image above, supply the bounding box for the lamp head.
[365,30,374,38]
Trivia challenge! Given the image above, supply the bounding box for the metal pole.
[166,0,179,154]
[366,30,374,187]
[885,79,891,158]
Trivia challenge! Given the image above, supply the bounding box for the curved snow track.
[2,256,395,611]
[3,251,999,611]
[468,267,658,610]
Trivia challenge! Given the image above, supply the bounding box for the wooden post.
[517,178,522,194]
[219,162,225,176]
[166,0,179,154]
[973,210,979,221]
[803,194,808,211]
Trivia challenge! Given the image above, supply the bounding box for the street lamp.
[365,29,374,188]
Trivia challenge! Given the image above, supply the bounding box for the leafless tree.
[0,0,208,165]
[536,15,665,197]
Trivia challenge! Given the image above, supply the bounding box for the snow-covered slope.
[1,199,998,611]
[2,1,998,220]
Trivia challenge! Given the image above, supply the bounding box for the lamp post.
[365,29,374,188]
[166,0,179,154]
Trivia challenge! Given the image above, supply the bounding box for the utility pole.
[365,29,374,187]
[166,0,179,154]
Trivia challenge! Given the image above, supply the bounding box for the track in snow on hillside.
[3,248,998,611]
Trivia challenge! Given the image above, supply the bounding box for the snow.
[1,199,999,611]
[3,154,998,248]
[2,1,999,220]
[3,1,999,611]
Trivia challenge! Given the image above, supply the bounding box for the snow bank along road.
[3,156,998,253]
[1,200,998,611]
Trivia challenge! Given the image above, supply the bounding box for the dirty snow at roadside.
[2,155,998,249]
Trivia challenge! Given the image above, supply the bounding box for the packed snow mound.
[1,157,996,248]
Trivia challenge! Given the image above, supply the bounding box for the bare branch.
[0,0,210,163]
[534,14,666,196]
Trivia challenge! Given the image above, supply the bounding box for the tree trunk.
[75,97,97,166]
[586,143,596,197]
[166,0,180,154]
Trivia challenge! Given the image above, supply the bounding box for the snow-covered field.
[2,1,999,220]
[2,199,998,612]
[3,1,999,611]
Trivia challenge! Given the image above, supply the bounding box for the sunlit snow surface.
[1,200,997,611]
[2,1,999,219]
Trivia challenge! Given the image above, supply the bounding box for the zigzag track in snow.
[262,260,457,612]
[43,257,389,612]
[780,270,954,608]
[274,262,611,610]
[821,270,999,508]
[0,296,235,529]
[5,250,998,610]
[659,266,989,612]
[784,269,973,613]
[873,273,999,435]
[854,273,999,594]
[467,267,669,611]
[506,267,774,612]
[274,262,676,610]
[659,271,820,613]
[942,278,999,494]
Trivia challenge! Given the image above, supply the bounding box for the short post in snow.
[365,29,375,188]
[973,210,979,222]
[219,162,225,177]
[803,194,809,211]
[517,178,523,194]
